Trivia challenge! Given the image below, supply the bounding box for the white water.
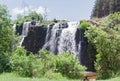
[43,23,60,53]
[12,24,16,30]
[43,21,80,55]
[58,21,80,55]
[35,21,41,26]
[19,22,31,46]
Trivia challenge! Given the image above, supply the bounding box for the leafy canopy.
[0,4,13,72]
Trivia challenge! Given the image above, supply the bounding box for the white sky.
[0,0,95,20]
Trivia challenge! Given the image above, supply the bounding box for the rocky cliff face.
[22,25,47,54]
[77,29,95,72]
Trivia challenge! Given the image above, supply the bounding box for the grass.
[0,73,81,81]
[0,73,120,81]
[99,77,120,81]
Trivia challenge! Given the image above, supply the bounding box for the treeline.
[91,0,120,18]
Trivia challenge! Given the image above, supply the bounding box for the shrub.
[10,49,86,79]
[54,52,86,79]
[39,50,86,79]
[107,12,120,31]
[10,47,38,77]
[85,14,120,79]
[79,21,90,30]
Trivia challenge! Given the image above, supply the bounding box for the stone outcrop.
[77,29,96,72]
[22,25,47,54]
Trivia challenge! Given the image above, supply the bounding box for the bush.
[10,47,38,77]
[85,14,120,79]
[79,21,90,30]
[54,52,86,79]
[39,50,86,79]
[10,49,53,78]
[107,12,120,31]
[10,49,86,79]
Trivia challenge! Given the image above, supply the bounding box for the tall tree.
[0,4,13,72]
[91,0,120,18]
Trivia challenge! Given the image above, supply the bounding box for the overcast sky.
[0,0,95,20]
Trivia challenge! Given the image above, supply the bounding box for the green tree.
[0,4,13,72]
[85,13,120,79]
[15,11,43,25]
[91,0,120,18]
[26,11,43,22]
[14,12,43,35]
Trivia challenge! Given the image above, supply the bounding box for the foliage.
[24,11,43,22]
[41,20,54,26]
[79,21,90,30]
[11,49,86,79]
[85,13,120,79]
[15,15,24,27]
[0,4,14,72]
[1,73,120,81]
[39,50,86,79]
[0,73,85,81]
[91,0,120,18]
[44,70,63,80]
[14,12,43,30]
[59,20,68,24]
[56,53,86,79]
[106,12,120,31]
[10,47,39,77]
[10,48,53,78]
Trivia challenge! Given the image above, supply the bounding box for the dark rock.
[15,24,23,35]
[22,26,47,54]
[53,18,58,23]
[31,21,36,25]
[75,29,96,72]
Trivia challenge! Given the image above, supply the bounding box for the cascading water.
[58,21,79,55]
[12,24,16,30]
[42,23,62,54]
[19,22,31,46]
[43,21,80,55]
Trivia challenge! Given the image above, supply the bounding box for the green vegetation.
[0,73,82,81]
[14,12,43,27]
[0,73,120,81]
[107,12,120,30]
[84,12,120,79]
[10,48,86,79]
[91,0,120,18]
[25,11,43,22]
[79,21,91,30]
[40,20,54,26]
[0,5,14,72]
[10,47,37,77]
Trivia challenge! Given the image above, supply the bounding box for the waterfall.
[35,21,41,26]
[58,21,79,55]
[43,21,80,55]
[12,24,16,30]
[42,23,62,54]
[20,21,94,71]
[19,22,31,46]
